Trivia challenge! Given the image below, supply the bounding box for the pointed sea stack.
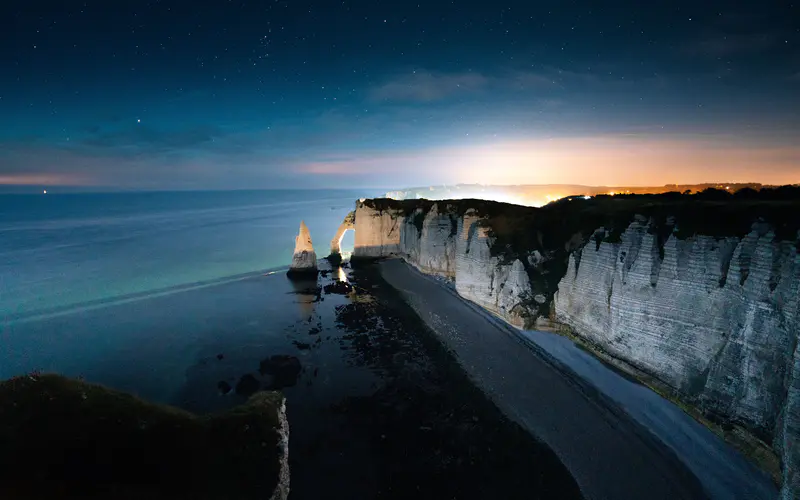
[287,221,318,278]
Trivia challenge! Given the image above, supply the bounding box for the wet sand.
[378,258,709,500]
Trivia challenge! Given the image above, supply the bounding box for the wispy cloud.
[368,71,491,102]
[367,66,667,103]
[367,68,570,103]
[76,125,224,158]
[686,33,778,57]
[0,174,89,186]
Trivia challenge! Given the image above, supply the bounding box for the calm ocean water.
[0,189,581,498]
[0,189,369,384]
[0,190,365,321]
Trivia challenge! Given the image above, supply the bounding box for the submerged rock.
[235,373,261,396]
[217,380,232,394]
[287,221,318,277]
[260,355,302,389]
[0,374,289,499]
[323,280,353,295]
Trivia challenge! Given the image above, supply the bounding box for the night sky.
[1,1,798,190]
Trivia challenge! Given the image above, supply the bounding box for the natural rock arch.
[329,210,355,258]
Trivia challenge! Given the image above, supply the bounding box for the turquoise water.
[0,189,366,385]
[0,190,363,320]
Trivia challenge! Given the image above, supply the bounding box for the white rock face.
[352,201,402,258]
[270,396,291,500]
[401,203,459,277]
[455,211,532,327]
[348,198,800,496]
[554,221,800,498]
[289,221,317,272]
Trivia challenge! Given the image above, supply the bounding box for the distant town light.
[583,195,591,200]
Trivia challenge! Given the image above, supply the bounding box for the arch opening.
[336,229,355,261]
[329,210,356,262]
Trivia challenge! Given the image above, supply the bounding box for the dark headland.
[0,374,289,499]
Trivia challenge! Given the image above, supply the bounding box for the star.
[137,119,141,123]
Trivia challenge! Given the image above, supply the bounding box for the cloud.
[368,71,491,102]
[0,174,89,186]
[367,69,568,103]
[687,33,778,57]
[367,66,660,104]
[75,124,224,158]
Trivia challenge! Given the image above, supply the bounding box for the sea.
[0,190,580,499]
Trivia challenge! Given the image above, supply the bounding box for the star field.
[1,1,798,189]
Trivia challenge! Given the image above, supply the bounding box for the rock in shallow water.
[260,355,302,389]
[288,220,318,277]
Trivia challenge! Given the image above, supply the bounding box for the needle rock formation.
[288,220,318,277]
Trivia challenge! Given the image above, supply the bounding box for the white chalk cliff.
[288,221,317,274]
[347,197,800,498]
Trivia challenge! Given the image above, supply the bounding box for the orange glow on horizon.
[0,174,88,186]
[293,135,800,186]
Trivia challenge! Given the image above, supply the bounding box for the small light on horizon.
[43,189,47,194]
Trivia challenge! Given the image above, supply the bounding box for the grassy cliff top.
[361,196,532,219]
[0,374,285,499]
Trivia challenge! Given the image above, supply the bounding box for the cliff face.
[554,221,799,433]
[454,210,533,327]
[353,201,531,325]
[347,193,800,498]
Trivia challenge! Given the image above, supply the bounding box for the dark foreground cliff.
[0,374,289,499]
[343,186,800,499]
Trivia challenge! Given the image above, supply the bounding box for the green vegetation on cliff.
[0,374,286,499]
